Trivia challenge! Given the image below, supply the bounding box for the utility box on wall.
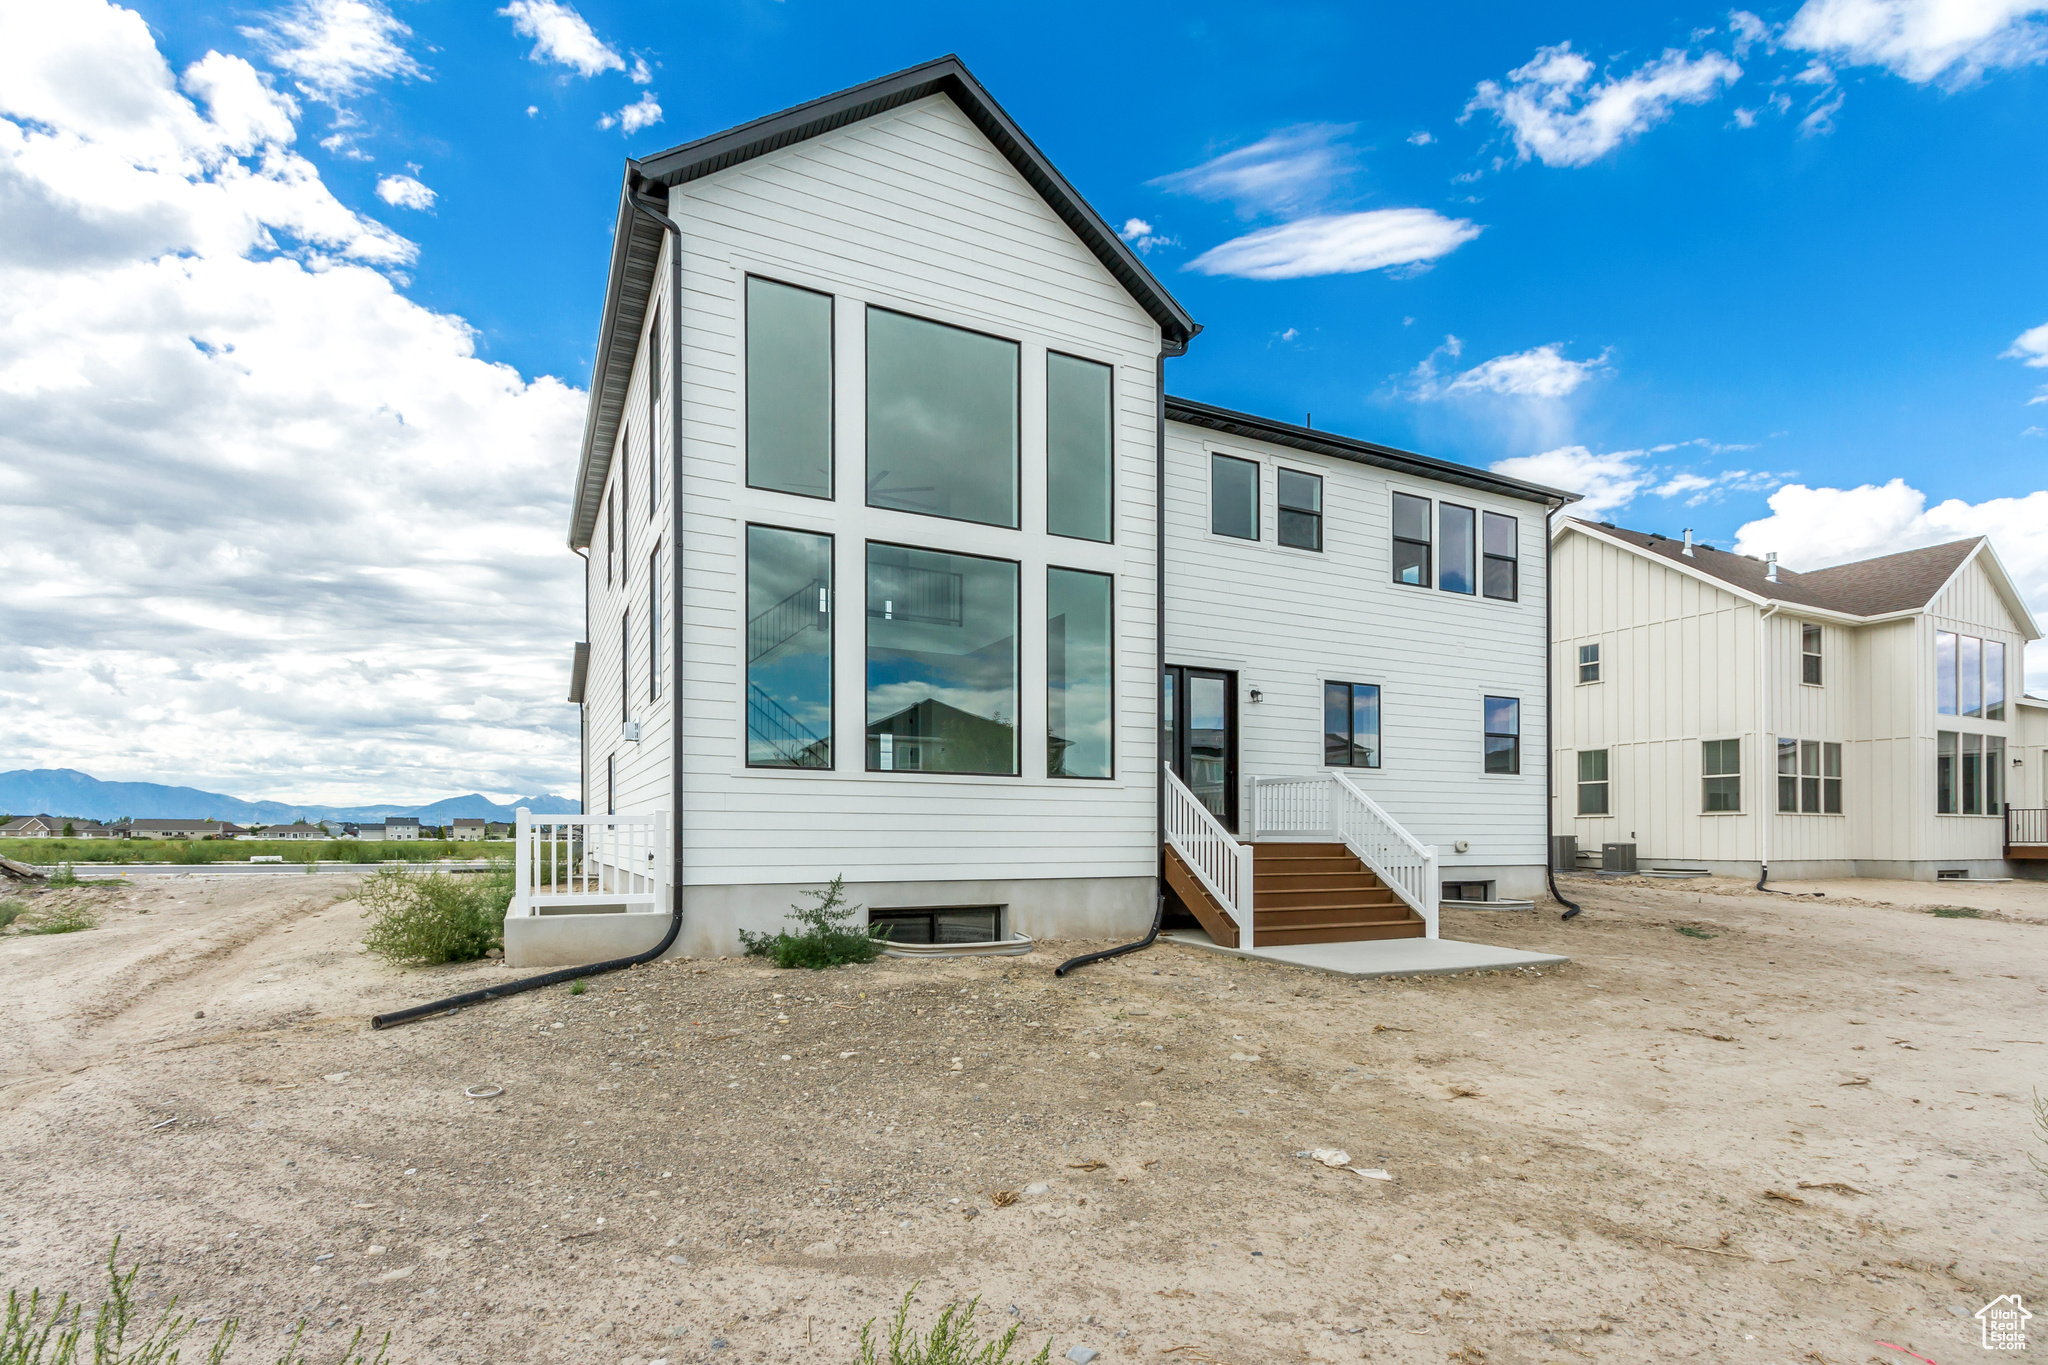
[1601,842,1637,875]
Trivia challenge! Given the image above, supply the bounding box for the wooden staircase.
[1165,841,1426,948]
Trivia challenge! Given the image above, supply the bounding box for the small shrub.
[22,902,97,935]
[320,840,375,864]
[738,875,883,969]
[858,1288,1050,1365]
[569,979,586,996]
[1674,924,1715,939]
[47,864,79,888]
[1927,905,1981,919]
[1,1238,388,1364]
[0,900,24,930]
[167,842,212,865]
[357,863,511,965]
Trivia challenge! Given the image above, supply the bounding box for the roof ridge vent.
[1682,528,1695,558]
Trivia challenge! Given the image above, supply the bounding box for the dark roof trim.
[569,181,665,547]
[635,55,1196,349]
[1164,397,1581,508]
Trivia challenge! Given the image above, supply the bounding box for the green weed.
[1674,924,1715,939]
[1927,905,1981,919]
[857,1288,1051,1365]
[46,864,79,888]
[21,903,97,935]
[738,875,884,969]
[569,980,586,996]
[357,863,511,965]
[0,900,24,930]
[0,1238,388,1364]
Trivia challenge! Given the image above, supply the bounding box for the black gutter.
[372,192,689,1031]
[1545,513,1582,921]
[1057,336,1191,977]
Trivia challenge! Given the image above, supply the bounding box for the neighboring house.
[353,824,386,841]
[0,815,110,838]
[451,819,486,841]
[258,822,324,840]
[485,821,512,840]
[1552,520,2042,880]
[521,56,1573,966]
[383,818,420,842]
[129,820,238,840]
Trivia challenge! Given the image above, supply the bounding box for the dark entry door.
[1164,666,1238,831]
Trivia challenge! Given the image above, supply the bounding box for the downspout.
[1546,504,1582,920]
[372,184,687,1029]
[573,545,589,820]
[1057,335,1186,976]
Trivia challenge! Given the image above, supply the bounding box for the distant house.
[486,821,511,840]
[259,822,324,840]
[451,818,486,841]
[1,815,111,838]
[353,823,386,841]
[130,819,238,840]
[384,817,420,842]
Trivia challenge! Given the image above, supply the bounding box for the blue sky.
[5,0,2048,801]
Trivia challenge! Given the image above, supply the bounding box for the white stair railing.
[1252,774,1439,939]
[512,809,664,916]
[1164,763,1256,949]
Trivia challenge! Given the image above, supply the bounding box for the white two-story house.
[1552,518,2043,880]
[508,57,1575,965]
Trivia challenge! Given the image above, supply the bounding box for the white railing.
[1164,763,1256,949]
[1252,774,1439,939]
[511,809,664,917]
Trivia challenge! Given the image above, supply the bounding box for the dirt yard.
[0,870,2042,1364]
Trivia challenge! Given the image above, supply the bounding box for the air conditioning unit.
[621,720,641,742]
[1549,835,1577,871]
[1601,842,1637,875]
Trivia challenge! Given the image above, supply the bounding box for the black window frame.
[1322,680,1382,769]
[1276,467,1323,552]
[1482,511,1519,602]
[1578,642,1600,684]
[620,607,631,727]
[745,274,836,502]
[1045,349,1115,545]
[1483,695,1520,775]
[864,304,1021,529]
[1576,748,1608,815]
[1210,452,1260,541]
[744,523,835,771]
[1801,623,1822,685]
[605,494,614,587]
[864,539,1022,777]
[1045,564,1115,780]
[647,302,662,519]
[1439,502,1477,596]
[648,543,662,701]
[1391,492,1432,587]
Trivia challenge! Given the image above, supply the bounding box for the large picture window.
[1440,504,1476,595]
[866,308,1018,527]
[745,525,833,769]
[1046,353,1112,543]
[1780,737,1843,812]
[1937,630,1958,715]
[1483,696,1520,774]
[866,543,1018,775]
[1483,512,1518,601]
[1987,640,2007,720]
[1937,630,2007,722]
[1392,493,1431,586]
[1211,453,1258,540]
[1323,681,1381,768]
[1278,469,1323,551]
[1702,738,1740,812]
[1961,634,1983,718]
[1962,733,1984,814]
[1576,749,1609,815]
[746,277,834,499]
[1047,568,1113,778]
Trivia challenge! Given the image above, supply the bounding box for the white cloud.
[1464,41,1742,167]
[497,0,625,78]
[1414,340,1613,400]
[0,0,585,803]
[1731,10,1771,55]
[374,172,434,210]
[1407,130,1435,146]
[1186,208,1481,281]
[2005,320,2048,366]
[1149,123,1360,216]
[246,0,424,104]
[1784,0,2048,85]
[629,56,653,84]
[596,92,662,134]
[1117,217,1173,253]
[1492,446,1654,518]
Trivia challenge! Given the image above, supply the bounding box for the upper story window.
[1576,749,1608,814]
[1440,504,1476,595]
[1940,630,2007,719]
[1578,643,1601,684]
[1277,469,1323,551]
[619,422,630,529]
[1801,623,1822,685]
[1483,512,1518,601]
[648,304,662,516]
[1483,696,1520,774]
[866,307,1018,528]
[1211,453,1259,540]
[1987,640,2007,719]
[1702,739,1741,812]
[746,276,834,500]
[1046,353,1112,543]
[1323,681,1380,768]
[605,495,614,586]
[1392,493,1431,586]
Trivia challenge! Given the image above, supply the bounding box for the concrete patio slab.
[1161,928,1568,978]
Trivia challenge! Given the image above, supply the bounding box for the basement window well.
[869,906,1002,944]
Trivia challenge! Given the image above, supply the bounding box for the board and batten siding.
[1551,531,1761,866]
[661,95,1162,908]
[1162,425,1551,893]
[583,229,677,832]
[1917,555,2026,864]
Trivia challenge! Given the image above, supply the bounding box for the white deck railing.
[1252,774,1439,938]
[511,809,664,917]
[1164,763,1256,949]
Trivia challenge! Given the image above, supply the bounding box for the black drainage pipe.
[371,910,683,1030]
[1055,892,1164,977]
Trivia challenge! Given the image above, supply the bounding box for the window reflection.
[1047,568,1113,778]
[745,526,833,768]
[866,543,1018,774]
[865,308,1018,527]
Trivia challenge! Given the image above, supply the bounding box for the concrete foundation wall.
[1567,857,2024,882]
[1442,863,1548,901]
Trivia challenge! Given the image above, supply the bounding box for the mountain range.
[0,768,580,826]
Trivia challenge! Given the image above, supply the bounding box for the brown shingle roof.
[1575,521,1982,617]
